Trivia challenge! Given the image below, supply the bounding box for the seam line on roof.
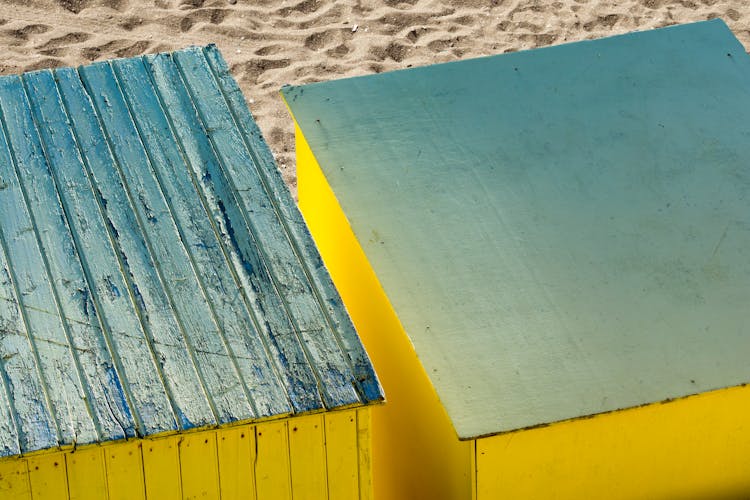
[172,50,328,410]
[21,72,119,443]
[201,47,366,403]
[86,60,223,426]
[0,244,24,455]
[17,74,103,442]
[0,81,92,444]
[42,69,142,438]
[0,93,61,448]
[174,52,327,407]
[109,58,257,421]
[57,66,174,436]
[141,54,293,416]
[75,64,197,430]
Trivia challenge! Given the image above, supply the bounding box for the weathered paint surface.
[283,19,750,439]
[0,45,382,456]
[0,408,373,500]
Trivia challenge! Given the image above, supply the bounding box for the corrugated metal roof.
[284,19,750,439]
[0,45,382,457]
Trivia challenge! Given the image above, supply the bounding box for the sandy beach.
[0,0,748,195]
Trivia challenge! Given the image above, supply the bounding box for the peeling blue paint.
[0,46,382,457]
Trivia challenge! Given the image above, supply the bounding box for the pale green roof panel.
[283,19,750,439]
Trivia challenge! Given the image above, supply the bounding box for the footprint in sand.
[81,39,152,62]
[5,24,51,45]
[56,0,130,13]
[304,29,340,51]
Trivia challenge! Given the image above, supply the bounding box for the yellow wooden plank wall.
[475,383,750,500]
[0,408,370,500]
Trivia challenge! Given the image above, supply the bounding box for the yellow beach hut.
[284,19,750,500]
[0,46,382,500]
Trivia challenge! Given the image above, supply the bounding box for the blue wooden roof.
[0,45,382,457]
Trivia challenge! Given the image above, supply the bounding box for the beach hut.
[283,19,750,500]
[0,46,382,500]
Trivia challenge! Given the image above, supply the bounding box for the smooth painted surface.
[284,19,750,439]
[0,409,372,500]
[476,384,750,499]
[0,45,382,456]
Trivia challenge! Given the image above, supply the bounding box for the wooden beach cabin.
[284,19,750,500]
[0,46,382,500]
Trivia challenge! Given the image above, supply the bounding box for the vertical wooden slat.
[27,453,68,500]
[1,410,376,500]
[105,442,145,500]
[289,414,328,500]
[179,432,220,500]
[255,421,291,500]
[66,447,107,500]
[217,425,256,500]
[356,409,373,500]
[142,436,182,500]
[0,458,31,499]
[325,411,359,500]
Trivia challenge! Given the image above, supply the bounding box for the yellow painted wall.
[296,126,474,500]
[0,408,372,500]
[294,125,750,500]
[476,383,750,500]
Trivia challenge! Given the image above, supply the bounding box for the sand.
[0,0,748,194]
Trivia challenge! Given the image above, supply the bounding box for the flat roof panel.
[284,19,750,439]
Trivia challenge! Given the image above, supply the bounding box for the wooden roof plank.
[113,55,291,419]
[16,70,139,443]
[204,46,382,404]
[0,241,52,455]
[78,61,253,424]
[54,67,204,432]
[175,47,361,409]
[0,75,98,447]
[143,52,296,418]
[24,69,170,440]
[0,346,20,457]
[156,50,327,413]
